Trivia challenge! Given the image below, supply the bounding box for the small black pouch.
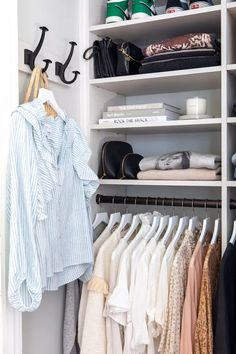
[117,153,143,179]
[116,42,144,76]
[83,37,117,78]
[98,141,133,179]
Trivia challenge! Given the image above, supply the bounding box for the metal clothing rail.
[96,194,236,210]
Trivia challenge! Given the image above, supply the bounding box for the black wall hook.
[24,26,52,73]
[55,41,80,84]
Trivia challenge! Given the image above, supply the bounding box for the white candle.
[186,97,207,116]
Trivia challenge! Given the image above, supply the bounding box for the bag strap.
[83,45,99,60]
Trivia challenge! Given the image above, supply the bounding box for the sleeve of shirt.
[7,112,42,312]
[107,253,129,326]
[72,123,99,204]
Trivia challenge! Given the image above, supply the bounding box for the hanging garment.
[107,214,152,354]
[146,240,167,354]
[66,223,107,351]
[7,99,98,312]
[105,237,129,354]
[63,280,82,354]
[80,228,122,354]
[214,242,236,354]
[78,227,112,347]
[194,240,221,354]
[130,237,158,353]
[180,238,210,354]
[159,229,198,354]
[154,235,183,338]
[125,228,153,354]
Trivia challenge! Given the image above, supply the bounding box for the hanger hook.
[217,200,220,219]
[55,41,80,84]
[98,195,102,212]
[155,197,158,210]
[192,199,195,217]
[205,199,208,218]
[124,196,128,213]
[172,198,175,216]
[24,26,52,73]
[135,197,138,214]
[162,198,166,214]
[182,198,185,216]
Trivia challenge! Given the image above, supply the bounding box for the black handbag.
[83,37,117,78]
[98,141,133,179]
[116,42,144,76]
[117,153,143,179]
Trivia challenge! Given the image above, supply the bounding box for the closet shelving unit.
[80,0,236,253]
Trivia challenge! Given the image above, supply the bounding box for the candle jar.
[186,97,207,116]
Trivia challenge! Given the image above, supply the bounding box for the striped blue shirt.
[7,99,99,312]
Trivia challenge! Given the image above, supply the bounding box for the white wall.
[18,1,81,353]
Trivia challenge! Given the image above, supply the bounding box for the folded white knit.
[137,168,221,181]
[139,152,221,171]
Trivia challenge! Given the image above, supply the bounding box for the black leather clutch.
[98,141,133,179]
[83,37,117,78]
[116,42,144,76]
[117,153,143,179]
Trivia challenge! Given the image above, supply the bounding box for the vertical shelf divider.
[221,0,228,251]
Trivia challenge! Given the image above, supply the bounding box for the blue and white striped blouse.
[7,99,99,312]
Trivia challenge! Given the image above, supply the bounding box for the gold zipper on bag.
[119,43,141,63]
[120,153,132,179]
[100,142,109,179]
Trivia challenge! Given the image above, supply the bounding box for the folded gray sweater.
[139,152,221,171]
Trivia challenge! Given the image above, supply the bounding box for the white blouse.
[78,227,111,346]
[131,238,157,354]
[80,228,121,354]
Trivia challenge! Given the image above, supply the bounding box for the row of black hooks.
[24,26,80,85]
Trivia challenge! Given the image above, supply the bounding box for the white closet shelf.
[90,5,221,43]
[227,64,236,75]
[227,2,236,16]
[99,179,222,187]
[91,118,221,135]
[227,181,236,187]
[90,67,221,96]
[227,117,236,124]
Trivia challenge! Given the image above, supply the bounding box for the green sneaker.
[131,0,157,19]
[106,0,129,24]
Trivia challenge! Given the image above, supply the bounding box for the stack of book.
[99,103,181,125]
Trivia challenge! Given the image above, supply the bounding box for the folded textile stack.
[140,33,221,74]
[138,151,221,180]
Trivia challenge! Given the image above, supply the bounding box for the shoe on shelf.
[131,0,157,20]
[106,0,129,24]
[165,0,189,13]
[189,0,213,9]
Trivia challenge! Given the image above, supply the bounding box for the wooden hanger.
[24,66,61,118]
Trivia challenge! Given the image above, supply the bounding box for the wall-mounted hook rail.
[24,26,52,73]
[55,41,80,84]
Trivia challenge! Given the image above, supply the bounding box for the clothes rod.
[96,194,236,210]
